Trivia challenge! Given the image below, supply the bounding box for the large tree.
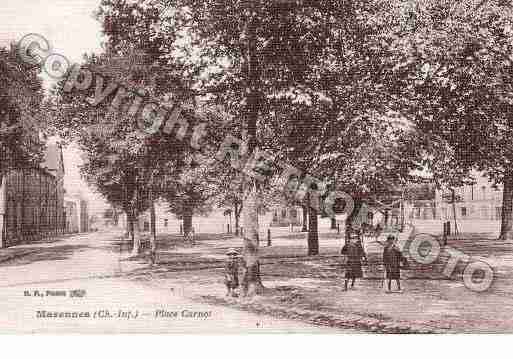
[97,0,441,292]
[212,166,245,236]
[384,0,513,240]
[163,155,217,237]
[96,0,353,295]
[0,45,45,174]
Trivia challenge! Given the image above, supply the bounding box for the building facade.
[0,144,65,248]
[64,194,89,234]
[407,173,503,221]
[269,206,302,227]
[64,199,79,233]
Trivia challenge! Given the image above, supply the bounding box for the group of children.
[223,234,408,296]
[341,234,408,292]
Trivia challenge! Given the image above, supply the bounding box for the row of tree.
[43,0,513,296]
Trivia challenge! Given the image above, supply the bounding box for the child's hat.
[226,248,238,255]
[386,235,396,243]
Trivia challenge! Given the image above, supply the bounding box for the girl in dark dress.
[383,235,408,292]
[341,235,367,290]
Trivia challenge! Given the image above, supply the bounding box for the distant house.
[117,203,235,235]
[0,144,65,248]
[434,174,503,221]
[135,202,185,234]
[64,194,89,233]
[269,206,302,227]
[405,172,503,221]
[64,199,79,233]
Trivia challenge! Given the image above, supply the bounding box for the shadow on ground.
[0,244,90,267]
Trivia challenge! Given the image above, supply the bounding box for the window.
[461,207,467,217]
[290,209,297,219]
[481,206,488,220]
[281,209,287,218]
[481,186,487,201]
[494,188,502,201]
[164,219,168,227]
[465,185,472,201]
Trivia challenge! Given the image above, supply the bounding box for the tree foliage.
[386,0,513,239]
[0,45,45,172]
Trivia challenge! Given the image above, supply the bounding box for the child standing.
[341,234,367,290]
[224,248,240,297]
[383,235,408,292]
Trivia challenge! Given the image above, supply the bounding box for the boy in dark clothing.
[341,235,367,290]
[383,235,408,292]
[224,248,239,297]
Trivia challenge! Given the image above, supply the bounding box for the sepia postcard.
[1,0,513,335]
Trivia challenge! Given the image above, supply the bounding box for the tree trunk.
[240,10,264,296]
[127,212,134,241]
[182,205,193,238]
[499,173,513,240]
[301,204,308,232]
[330,217,337,230]
[234,202,242,236]
[345,199,364,243]
[451,188,459,235]
[0,174,5,248]
[235,212,240,236]
[241,183,264,296]
[307,194,319,255]
[400,192,405,232]
[149,198,157,263]
[131,214,142,256]
[113,209,119,226]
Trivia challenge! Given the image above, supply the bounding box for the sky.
[1,0,108,215]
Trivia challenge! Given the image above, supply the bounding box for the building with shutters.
[434,175,503,221]
[407,172,503,221]
[269,206,302,227]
